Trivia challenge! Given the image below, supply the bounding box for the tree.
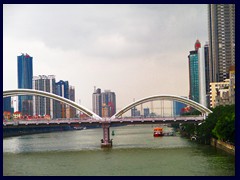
[212,105,235,143]
[197,105,235,144]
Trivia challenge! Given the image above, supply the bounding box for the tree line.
[180,105,235,145]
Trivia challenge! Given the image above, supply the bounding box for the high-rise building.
[173,100,186,116]
[17,53,33,115]
[189,39,210,106]
[92,87,116,117]
[204,43,211,107]
[188,49,199,103]
[55,80,69,118]
[3,97,13,113]
[92,88,102,117]
[198,46,207,107]
[101,90,116,117]
[131,107,140,117]
[69,86,76,118]
[208,4,235,82]
[143,108,150,118]
[32,75,56,118]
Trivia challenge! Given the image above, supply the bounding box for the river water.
[3,124,235,176]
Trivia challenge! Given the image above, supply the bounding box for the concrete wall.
[211,138,235,155]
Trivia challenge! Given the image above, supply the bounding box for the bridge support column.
[101,122,112,148]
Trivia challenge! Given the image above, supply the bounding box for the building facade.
[188,50,199,103]
[92,88,102,117]
[173,101,186,116]
[131,107,140,117]
[209,66,235,108]
[69,86,76,118]
[204,43,211,107]
[3,97,12,113]
[208,4,235,82]
[55,80,69,118]
[101,90,116,117]
[198,46,207,107]
[143,108,150,118]
[92,87,116,117]
[32,75,56,118]
[17,53,33,115]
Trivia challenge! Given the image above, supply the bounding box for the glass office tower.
[188,50,200,103]
[17,53,33,115]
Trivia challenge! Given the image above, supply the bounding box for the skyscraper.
[32,75,56,118]
[188,49,200,103]
[203,42,211,107]
[173,101,186,116]
[69,86,76,118]
[3,97,12,113]
[92,88,102,117]
[92,87,116,117]
[55,80,69,118]
[101,90,116,117]
[198,45,207,107]
[143,108,150,118]
[17,53,33,115]
[208,4,235,82]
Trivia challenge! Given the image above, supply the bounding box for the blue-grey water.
[3,124,235,176]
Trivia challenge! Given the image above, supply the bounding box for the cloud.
[3,4,208,110]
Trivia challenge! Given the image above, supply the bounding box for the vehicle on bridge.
[153,127,163,137]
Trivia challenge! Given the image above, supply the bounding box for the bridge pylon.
[101,121,112,148]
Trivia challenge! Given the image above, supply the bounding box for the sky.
[3,4,208,112]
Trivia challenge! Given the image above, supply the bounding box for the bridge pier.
[101,122,112,148]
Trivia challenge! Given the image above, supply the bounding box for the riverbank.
[178,128,235,156]
[3,125,77,138]
[211,138,235,155]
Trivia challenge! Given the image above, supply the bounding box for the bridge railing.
[109,116,204,123]
[3,115,204,127]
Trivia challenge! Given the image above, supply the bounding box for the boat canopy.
[154,127,163,131]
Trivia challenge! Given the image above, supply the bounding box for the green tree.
[212,105,235,143]
[180,123,197,138]
[196,105,235,144]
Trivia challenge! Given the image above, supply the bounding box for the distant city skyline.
[3,4,208,111]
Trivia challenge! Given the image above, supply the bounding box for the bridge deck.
[3,116,204,127]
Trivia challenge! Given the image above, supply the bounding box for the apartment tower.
[208,4,235,82]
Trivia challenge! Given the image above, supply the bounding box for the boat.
[153,127,164,137]
[73,126,84,130]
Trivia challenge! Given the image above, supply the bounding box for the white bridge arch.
[3,89,102,120]
[111,94,212,119]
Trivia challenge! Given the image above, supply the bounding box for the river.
[3,124,235,176]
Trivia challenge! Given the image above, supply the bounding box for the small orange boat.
[153,127,164,137]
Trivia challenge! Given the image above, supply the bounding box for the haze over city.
[3,4,208,111]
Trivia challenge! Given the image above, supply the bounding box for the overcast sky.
[3,4,208,111]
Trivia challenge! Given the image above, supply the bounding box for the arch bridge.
[111,94,212,119]
[3,89,212,147]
